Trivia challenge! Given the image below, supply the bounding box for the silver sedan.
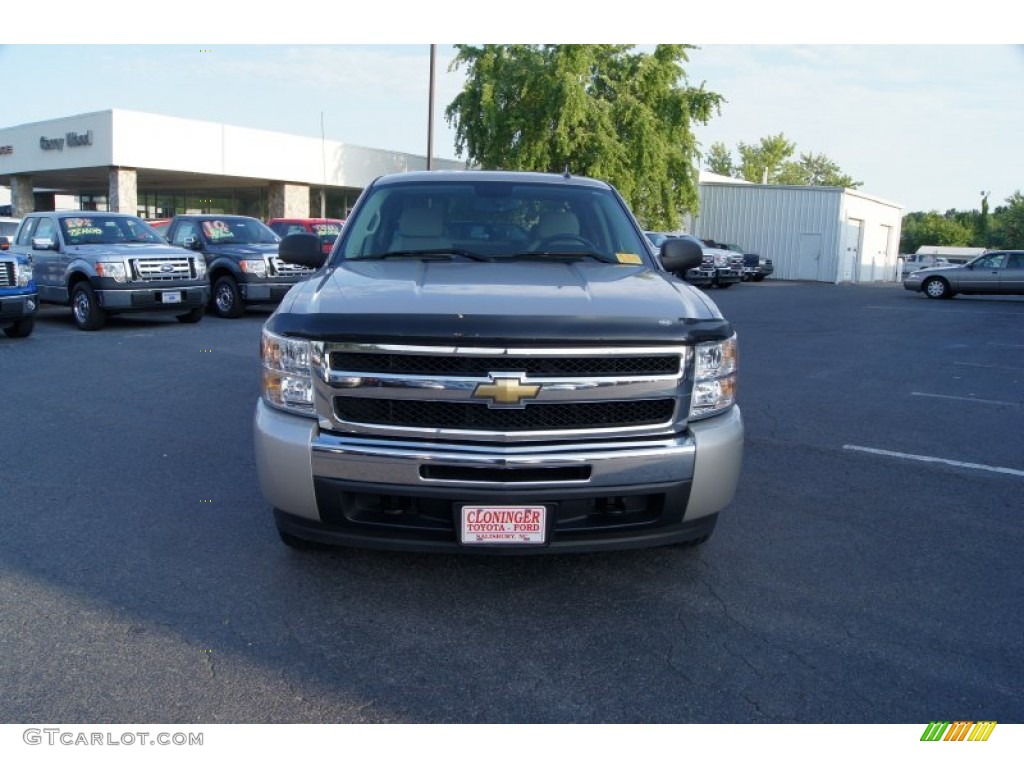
[903,250,1024,299]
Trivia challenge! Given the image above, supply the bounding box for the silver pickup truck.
[255,170,744,554]
[10,212,209,330]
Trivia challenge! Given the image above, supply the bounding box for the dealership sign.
[39,130,93,151]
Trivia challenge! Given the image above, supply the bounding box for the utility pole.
[979,190,990,249]
[427,44,436,171]
[320,111,327,217]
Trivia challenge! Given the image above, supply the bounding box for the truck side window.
[16,217,39,246]
[33,218,57,246]
[172,221,197,246]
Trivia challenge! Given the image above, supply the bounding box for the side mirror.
[659,238,703,273]
[183,236,202,251]
[279,233,327,269]
[31,237,57,251]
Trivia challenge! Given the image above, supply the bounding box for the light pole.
[979,190,990,248]
[427,44,436,171]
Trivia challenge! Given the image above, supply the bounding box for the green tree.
[976,192,991,248]
[775,152,862,188]
[899,211,975,253]
[991,190,1024,249]
[704,141,735,176]
[445,44,724,230]
[736,132,795,183]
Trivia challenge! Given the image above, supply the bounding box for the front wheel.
[277,526,335,552]
[212,276,244,318]
[923,277,951,299]
[2,316,35,338]
[673,513,718,548]
[71,282,107,330]
[176,306,205,324]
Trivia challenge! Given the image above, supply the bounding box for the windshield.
[0,221,19,238]
[337,180,651,265]
[60,215,164,245]
[201,218,280,245]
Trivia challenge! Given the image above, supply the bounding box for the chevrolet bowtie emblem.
[473,377,540,407]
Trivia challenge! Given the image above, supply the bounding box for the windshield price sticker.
[461,506,546,545]
[66,226,103,238]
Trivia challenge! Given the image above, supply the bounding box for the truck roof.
[372,170,613,189]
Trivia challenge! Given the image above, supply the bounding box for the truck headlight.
[95,261,128,283]
[241,259,267,277]
[193,257,207,279]
[261,329,317,416]
[15,261,33,287]
[690,334,738,420]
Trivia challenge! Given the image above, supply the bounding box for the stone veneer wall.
[268,182,310,219]
[108,167,138,214]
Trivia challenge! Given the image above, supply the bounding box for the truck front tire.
[71,283,107,331]
[2,317,35,338]
[212,276,244,319]
[176,306,206,323]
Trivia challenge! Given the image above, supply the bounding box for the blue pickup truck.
[0,247,37,338]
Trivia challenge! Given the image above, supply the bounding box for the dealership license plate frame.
[459,505,548,546]
[161,291,182,304]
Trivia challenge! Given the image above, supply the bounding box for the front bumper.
[685,267,716,286]
[240,281,298,304]
[97,285,209,310]
[0,292,37,321]
[715,269,742,285]
[255,400,743,553]
[903,277,924,292]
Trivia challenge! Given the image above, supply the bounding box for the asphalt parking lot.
[1,281,1021,724]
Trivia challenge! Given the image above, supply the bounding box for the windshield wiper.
[508,250,619,264]
[360,248,491,262]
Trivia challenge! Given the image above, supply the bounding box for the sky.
[2,3,1022,214]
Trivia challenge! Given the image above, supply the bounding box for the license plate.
[460,505,547,545]
[161,291,182,304]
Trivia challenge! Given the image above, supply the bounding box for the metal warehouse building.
[689,174,905,283]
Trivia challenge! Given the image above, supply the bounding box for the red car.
[267,218,344,255]
[146,218,172,237]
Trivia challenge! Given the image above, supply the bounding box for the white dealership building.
[0,109,466,220]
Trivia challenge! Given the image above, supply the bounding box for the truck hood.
[67,243,194,258]
[269,260,731,345]
[205,243,279,258]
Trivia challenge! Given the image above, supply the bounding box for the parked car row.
[644,232,773,288]
[2,211,325,334]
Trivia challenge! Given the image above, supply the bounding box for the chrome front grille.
[130,258,193,281]
[270,257,314,277]
[0,261,13,288]
[328,352,681,377]
[315,343,691,443]
[334,398,677,431]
